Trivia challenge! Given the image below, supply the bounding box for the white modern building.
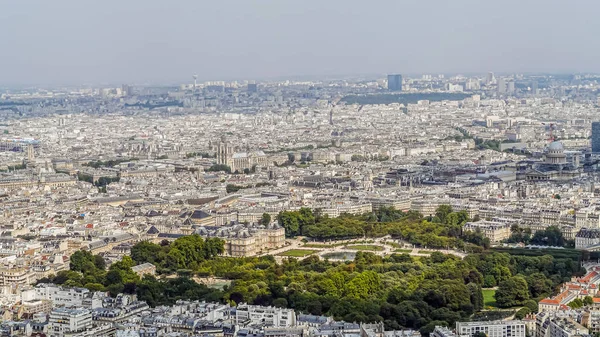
[456,320,526,337]
[48,307,93,337]
[235,303,296,327]
[35,283,91,307]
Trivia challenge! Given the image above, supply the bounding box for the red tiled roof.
[539,298,559,305]
[581,271,598,282]
[555,290,571,301]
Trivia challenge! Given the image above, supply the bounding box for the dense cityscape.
[5,0,600,335]
[1,71,600,337]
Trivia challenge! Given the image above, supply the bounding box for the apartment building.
[536,312,589,337]
[431,326,459,337]
[575,228,600,250]
[0,267,36,286]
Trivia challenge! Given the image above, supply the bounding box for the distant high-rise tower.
[247,83,258,93]
[497,78,506,94]
[387,74,403,91]
[532,81,538,96]
[121,84,134,96]
[507,81,515,94]
[486,72,495,85]
[592,122,600,153]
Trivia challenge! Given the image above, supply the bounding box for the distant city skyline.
[2,0,600,85]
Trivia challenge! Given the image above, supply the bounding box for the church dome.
[545,141,567,165]
[548,141,564,152]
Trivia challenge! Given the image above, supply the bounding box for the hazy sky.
[1,0,599,85]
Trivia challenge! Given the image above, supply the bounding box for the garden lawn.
[482,289,497,308]
[277,249,317,257]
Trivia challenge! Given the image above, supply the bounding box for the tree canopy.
[43,206,586,334]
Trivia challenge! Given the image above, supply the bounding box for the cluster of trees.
[41,235,226,296]
[455,127,519,153]
[226,182,270,193]
[145,249,581,333]
[514,300,540,320]
[351,155,390,162]
[84,158,137,168]
[507,225,570,247]
[455,127,473,140]
[207,164,232,173]
[351,155,367,162]
[475,139,501,151]
[239,165,258,175]
[277,206,488,251]
[124,101,183,109]
[136,275,223,307]
[130,235,224,272]
[46,233,583,335]
[206,163,260,175]
[38,250,138,295]
[277,207,318,237]
[1,162,26,172]
[77,173,121,192]
[568,296,594,309]
[186,152,216,158]
[341,93,471,105]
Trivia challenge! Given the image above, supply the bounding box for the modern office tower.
[592,122,600,153]
[486,72,495,84]
[507,81,515,94]
[532,81,539,95]
[247,83,258,93]
[387,74,403,91]
[497,78,506,94]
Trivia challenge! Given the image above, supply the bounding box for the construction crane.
[541,122,555,142]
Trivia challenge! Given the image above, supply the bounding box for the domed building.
[545,141,567,165]
[525,141,581,181]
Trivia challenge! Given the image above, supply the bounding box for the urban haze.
[2,0,600,85]
[2,2,600,337]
